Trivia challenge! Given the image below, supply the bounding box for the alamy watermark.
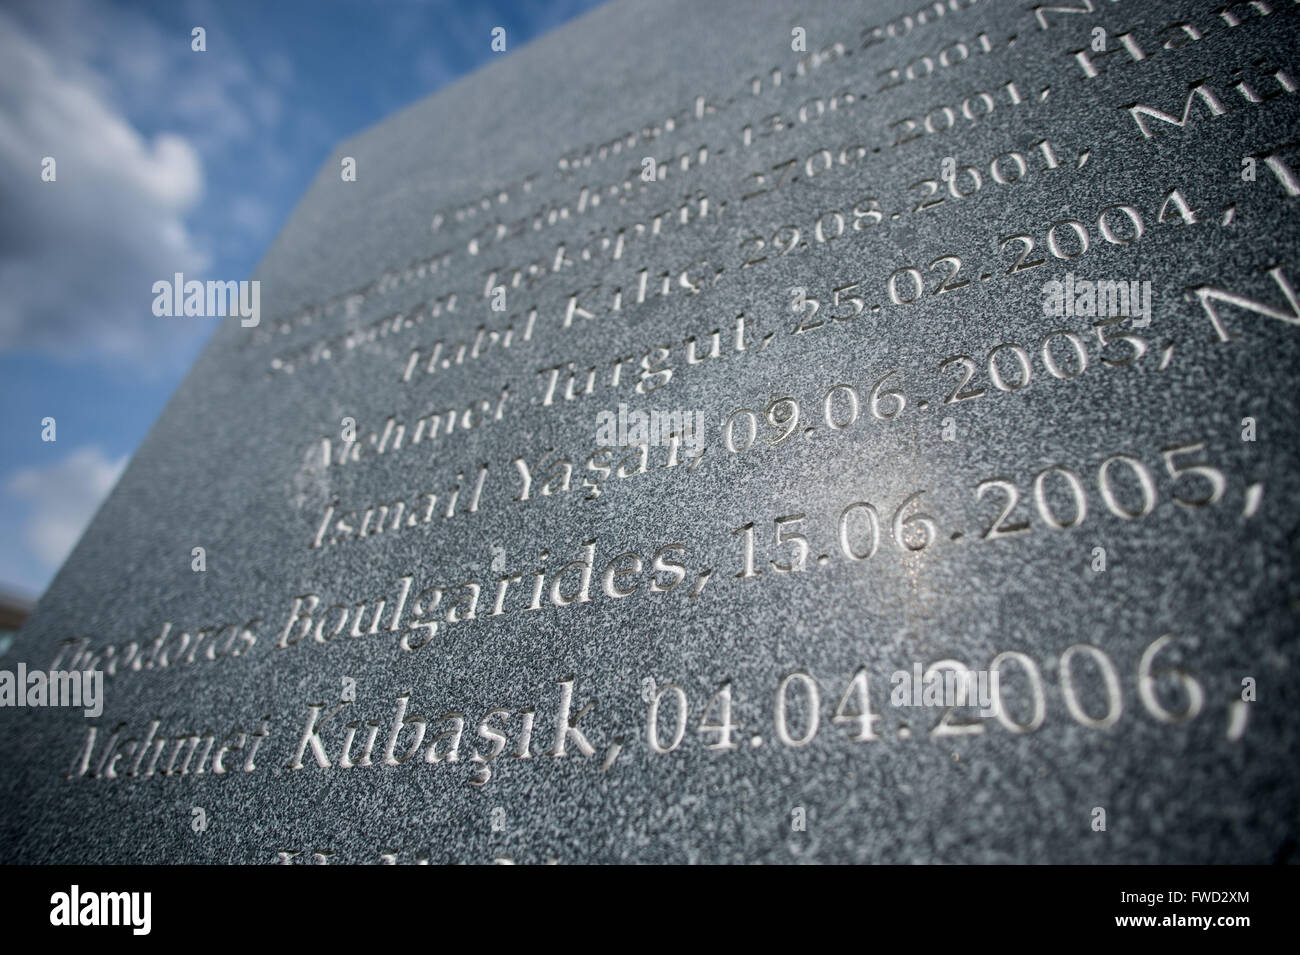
[890,663,1000,717]
[1041,272,1152,327]
[0,663,103,717]
[152,272,260,327]
[595,402,705,455]
[50,885,150,935]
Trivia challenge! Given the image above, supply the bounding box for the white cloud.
[6,446,126,570]
[0,0,301,370]
[0,8,209,365]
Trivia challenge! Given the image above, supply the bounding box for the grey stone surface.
[2,0,1299,863]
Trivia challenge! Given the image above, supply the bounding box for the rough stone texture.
[2,0,1298,863]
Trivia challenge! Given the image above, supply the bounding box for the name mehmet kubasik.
[0,663,102,717]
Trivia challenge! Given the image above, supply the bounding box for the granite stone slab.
[2,0,1298,863]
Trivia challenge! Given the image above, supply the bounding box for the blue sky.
[0,0,607,599]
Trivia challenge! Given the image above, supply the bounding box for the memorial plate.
[3,0,1299,864]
